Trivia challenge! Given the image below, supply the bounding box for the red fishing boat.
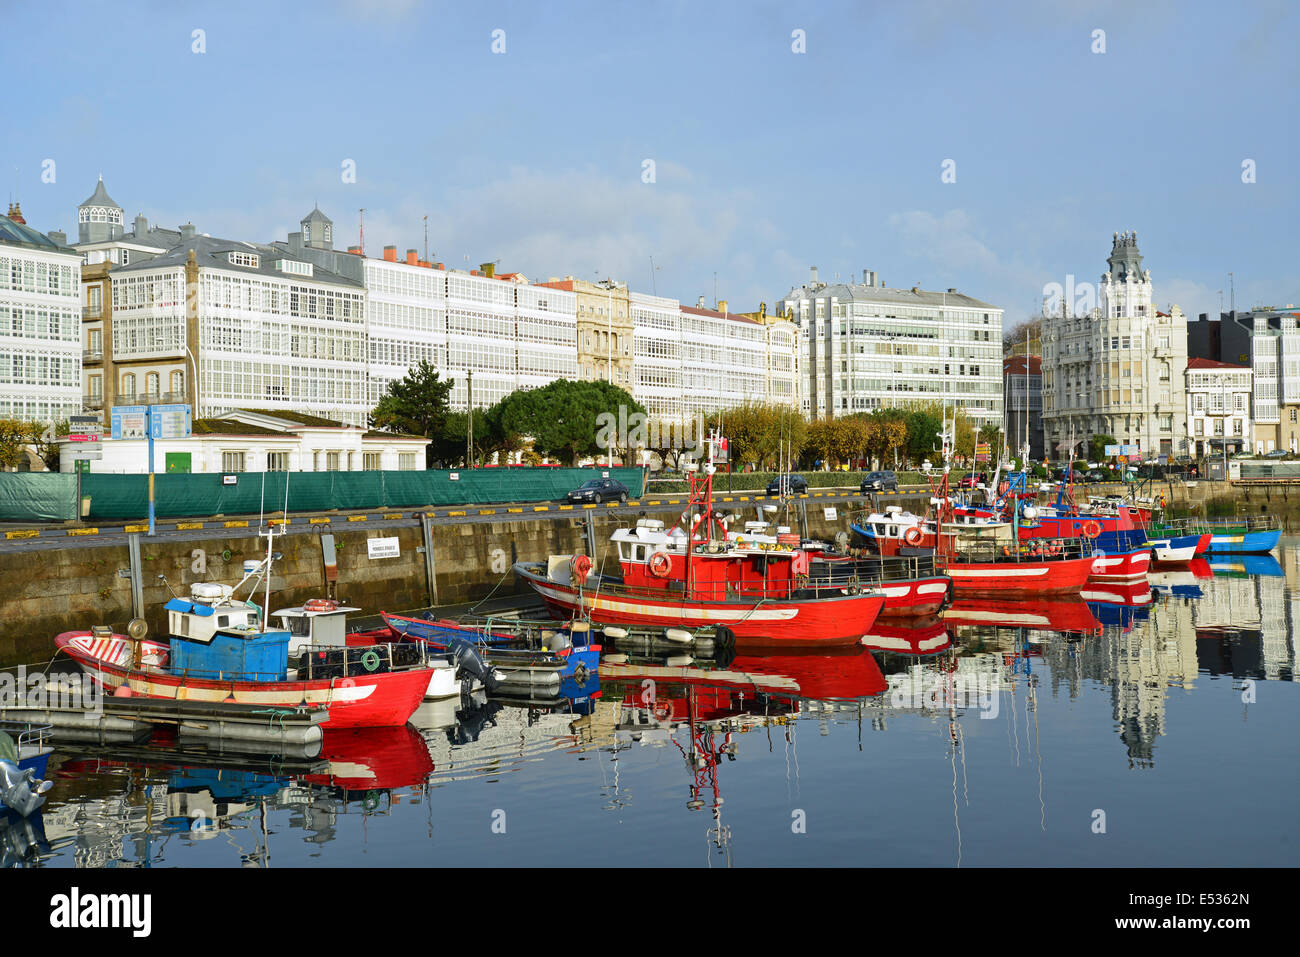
[55,528,432,730]
[943,597,1103,635]
[518,435,888,645]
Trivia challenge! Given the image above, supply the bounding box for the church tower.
[77,176,125,244]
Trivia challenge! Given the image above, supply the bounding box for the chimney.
[134,214,148,236]
[480,262,495,278]
[348,245,362,256]
[810,266,819,284]
[436,262,445,270]
[718,299,728,315]
[947,288,957,294]
[406,249,418,265]
[383,245,397,262]
[862,269,870,285]
[697,296,706,308]
[180,222,196,239]
[47,230,67,245]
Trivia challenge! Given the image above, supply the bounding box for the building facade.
[1187,306,1300,454]
[0,205,83,424]
[1184,357,1252,458]
[1003,353,1043,460]
[774,268,1003,428]
[1041,232,1189,460]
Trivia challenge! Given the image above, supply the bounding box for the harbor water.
[4,540,1297,868]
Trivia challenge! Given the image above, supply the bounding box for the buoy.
[648,550,672,578]
[602,626,628,639]
[665,655,693,667]
[664,628,693,644]
[569,621,590,633]
[113,685,133,697]
[604,653,629,664]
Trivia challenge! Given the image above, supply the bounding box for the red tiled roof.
[998,353,1040,374]
[681,305,760,325]
[1187,356,1249,370]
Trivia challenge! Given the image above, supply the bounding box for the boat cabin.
[165,583,290,682]
[272,600,363,655]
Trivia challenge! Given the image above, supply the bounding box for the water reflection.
[8,541,1297,868]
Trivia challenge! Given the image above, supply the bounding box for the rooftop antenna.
[1229,272,1235,317]
[713,272,718,310]
[423,215,428,262]
[358,208,365,257]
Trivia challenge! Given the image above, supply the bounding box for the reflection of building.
[1194,566,1296,680]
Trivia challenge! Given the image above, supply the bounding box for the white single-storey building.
[59,408,429,473]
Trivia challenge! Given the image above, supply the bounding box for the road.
[0,485,934,553]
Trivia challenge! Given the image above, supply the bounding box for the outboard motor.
[0,761,52,818]
[448,637,503,693]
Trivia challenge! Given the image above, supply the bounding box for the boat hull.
[55,632,430,729]
[942,554,1095,596]
[1205,528,1281,554]
[872,575,953,618]
[1088,548,1152,581]
[516,564,884,645]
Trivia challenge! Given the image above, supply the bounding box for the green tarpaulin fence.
[0,474,78,521]
[0,468,647,522]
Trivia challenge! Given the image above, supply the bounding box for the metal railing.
[293,641,427,680]
[939,536,1094,566]
[82,394,104,409]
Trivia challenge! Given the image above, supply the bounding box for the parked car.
[566,478,629,504]
[1263,449,1291,459]
[860,470,898,493]
[957,472,984,489]
[1085,468,1109,483]
[766,474,808,496]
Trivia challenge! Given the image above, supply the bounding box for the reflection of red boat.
[861,616,953,656]
[605,645,887,707]
[303,726,434,792]
[1081,580,1153,606]
[1187,558,1214,579]
[943,597,1102,634]
[1087,548,1152,582]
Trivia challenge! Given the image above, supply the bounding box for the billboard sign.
[111,406,149,440]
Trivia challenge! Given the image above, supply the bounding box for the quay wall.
[0,503,847,667]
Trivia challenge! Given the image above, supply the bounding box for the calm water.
[7,541,1298,868]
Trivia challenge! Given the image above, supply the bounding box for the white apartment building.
[1184,358,1252,458]
[631,295,799,418]
[1041,232,1189,459]
[0,207,83,424]
[775,268,1003,427]
[1244,308,1300,454]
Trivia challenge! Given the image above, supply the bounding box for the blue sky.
[5,0,1297,326]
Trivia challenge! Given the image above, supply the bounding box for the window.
[121,373,136,396]
[1195,420,1204,436]
[398,452,417,470]
[146,372,159,397]
[363,452,382,470]
[171,370,184,394]
[89,374,102,398]
[266,451,290,471]
[325,451,340,471]
[222,451,246,472]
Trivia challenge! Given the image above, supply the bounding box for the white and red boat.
[517,437,889,645]
[55,528,432,729]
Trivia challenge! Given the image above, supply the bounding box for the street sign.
[70,451,102,460]
[150,404,192,440]
[1104,444,1120,456]
[68,431,101,442]
[70,414,100,427]
[111,406,149,439]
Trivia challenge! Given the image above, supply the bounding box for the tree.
[496,379,644,465]
[1088,434,1117,463]
[34,420,69,472]
[0,419,31,470]
[369,360,455,468]
[1003,317,1042,355]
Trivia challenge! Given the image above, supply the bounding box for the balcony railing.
[118,391,187,405]
[82,349,103,362]
[83,395,104,409]
[82,307,102,319]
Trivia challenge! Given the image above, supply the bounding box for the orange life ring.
[648,550,672,579]
[903,526,924,546]
[304,598,337,612]
[1083,521,1101,538]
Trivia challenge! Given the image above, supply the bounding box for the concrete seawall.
[1,502,849,668]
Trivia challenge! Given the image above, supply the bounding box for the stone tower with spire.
[77,176,124,244]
